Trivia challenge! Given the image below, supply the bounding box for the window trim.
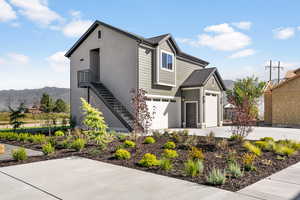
[160,49,174,72]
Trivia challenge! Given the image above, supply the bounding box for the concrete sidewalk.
[0,157,256,200]
[238,162,300,200]
[170,126,300,141]
[0,157,299,200]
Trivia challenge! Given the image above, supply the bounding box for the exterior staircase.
[78,70,135,132]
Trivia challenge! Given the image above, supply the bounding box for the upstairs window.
[161,51,174,71]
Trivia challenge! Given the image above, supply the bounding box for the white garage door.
[205,93,218,127]
[147,99,181,129]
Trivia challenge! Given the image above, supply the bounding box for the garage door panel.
[147,100,181,129]
[205,93,218,127]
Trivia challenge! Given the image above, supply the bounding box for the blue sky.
[1,0,300,90]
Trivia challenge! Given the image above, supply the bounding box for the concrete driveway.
[170,126,300,141]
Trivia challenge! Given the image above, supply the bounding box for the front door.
[90,48,100,82]
[186,102,197,128]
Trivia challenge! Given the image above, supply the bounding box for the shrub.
[59,137,72,149]
[206,168,226,185]
[164,141,176,149]
[243,141,262,156]
[159,158,173,171]
[42,143,55,155]
[227,162,243,178]
[254,141,268,149]
[144,136,156,144]
[241,153,256,171]
[182,135,198,148]
[226,149,238,164]
[12,148,27,161]
[71,138,86,152]
[184,159,204,177]
[28,134,47,144]
[162,149,178,159]
[18,133,30,142]
[124,140,136,148]
[217,139,229,150]
[229,134,244,141]
[274,145,296,156]
[54,130,65,137]
[188,146,205,160]
[115,149,131,160]
[116,133,127,142]
[260,137,274,142]
[277,140,300,151]
[138,153,160,167]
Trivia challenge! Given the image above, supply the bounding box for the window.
[161,51,173,71]
[98,30,101,39]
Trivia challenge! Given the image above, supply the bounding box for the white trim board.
[146,94,179,100]
[182,87,201,90]
[160,49,175,72]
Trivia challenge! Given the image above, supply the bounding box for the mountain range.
[0,80,234,111]
[0,87,70,111]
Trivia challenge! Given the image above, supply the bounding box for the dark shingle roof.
[181,67,226,90]
[65,20,209,66]
[146,34,170,44]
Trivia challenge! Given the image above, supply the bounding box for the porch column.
[199,87,204,128]
[218,92,223,126]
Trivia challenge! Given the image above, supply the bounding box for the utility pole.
[273,61,284,83]
[265,60,272,82]
[265,60,284,83]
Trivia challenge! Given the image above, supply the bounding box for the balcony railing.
[78,69,91,87]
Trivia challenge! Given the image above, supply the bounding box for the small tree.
[130,89,155,139]
[80,98,113,146]
[40,93,55,113]
[54,99,68,113]
[8,103,26,132]
[227,77,265,141]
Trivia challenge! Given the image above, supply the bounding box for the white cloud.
[177,23,251,51]
[69,10,81,18]
[232,21,252,30]
[10,0,63,26]
[62,19,93,38]
[273,27,295,40]
[0,0,17,22]
[229,49,255,59]
[7,53,29,64]
[204,23,234,33]
[46,51,69,72]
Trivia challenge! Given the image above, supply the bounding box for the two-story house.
[65,20,226,132]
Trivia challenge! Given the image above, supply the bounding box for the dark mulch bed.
[1,136,299,192]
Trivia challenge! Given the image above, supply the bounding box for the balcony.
[77,69,91,88]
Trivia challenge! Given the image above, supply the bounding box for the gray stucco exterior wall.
[70,25,138,127]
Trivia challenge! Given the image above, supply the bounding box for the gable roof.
[271,73,300,91]
[65,20,209,66]
[180,67,226,90]
[146,34,170,44]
